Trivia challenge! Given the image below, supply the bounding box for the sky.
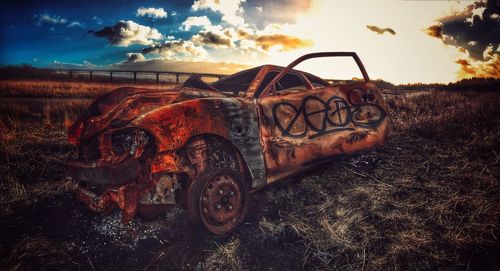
[0,0,499,84]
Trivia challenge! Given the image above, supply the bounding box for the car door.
[256,75,353,181]
[255,53,388,183]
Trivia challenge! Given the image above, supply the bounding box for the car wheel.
[187,168,249,235]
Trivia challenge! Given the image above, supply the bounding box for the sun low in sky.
[1,0,498,84]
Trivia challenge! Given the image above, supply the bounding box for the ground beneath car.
[0,90,499,270]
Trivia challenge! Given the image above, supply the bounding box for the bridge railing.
[46,69,227,84]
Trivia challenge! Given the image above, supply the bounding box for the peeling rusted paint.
[67,52,389,227]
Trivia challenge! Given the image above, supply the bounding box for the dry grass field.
[0,80,499,270]
[0,80,177,98]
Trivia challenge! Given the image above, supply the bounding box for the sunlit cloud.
[426,24,442,38]
[181,16,213,31]
[136,7,168,19]
[366,25,396,35]
[192,0,246,25]
[126,53,146,63]
[456,45,500,79]
[178,8,313,54]
[91,20,163,46]
[141,40,208,60]
[254,34,313,51]
[192,31,234,48]
[426,0,499,78]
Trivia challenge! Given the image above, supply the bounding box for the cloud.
[426,0,499,61]
[34,14,68,26]
[455,59,476,75]
[181,16,213,31]
[241,23,313,52]
[192,31,233,47]
[141,40,207,60]
[426,0,499,79]
[254,34,313,51]
[92,16,103,25]
[236,27,253,39]
[136,7,168,19]
[182,1,313,54]
[68,21,84,28]
[178,14,313,53]
[126,53,146,63]
[50,60,97,69]
[192,0,246,25]
[456,45,500,79]
[366,25,396,35]
[426,24,443,38]
[91,20,163,46]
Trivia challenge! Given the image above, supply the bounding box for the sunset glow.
[1,0,498,83]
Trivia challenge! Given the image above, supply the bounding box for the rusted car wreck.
[66,52,389,234]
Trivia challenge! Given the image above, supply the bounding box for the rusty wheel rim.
[199,173,244,233]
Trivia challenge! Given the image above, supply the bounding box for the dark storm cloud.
[366,25,396,35]
[426,0,500,61]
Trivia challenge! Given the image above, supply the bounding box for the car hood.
[68,85,227,143]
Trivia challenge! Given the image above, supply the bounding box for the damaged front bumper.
[66,154,178,223]
[66,156,142,186]
[71,180,140,224]
[66,155,143,223]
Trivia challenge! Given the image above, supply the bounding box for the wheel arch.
[182,133,254,187]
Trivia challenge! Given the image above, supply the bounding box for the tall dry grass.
[0,80,178,98]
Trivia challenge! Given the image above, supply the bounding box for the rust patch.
[347,131,369,144]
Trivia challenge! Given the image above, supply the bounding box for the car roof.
[210,64,329,95]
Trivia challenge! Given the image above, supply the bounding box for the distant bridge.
[46,68,227,84]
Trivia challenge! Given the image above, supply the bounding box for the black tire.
[187,168,249,234]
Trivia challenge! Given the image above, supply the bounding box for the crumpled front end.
[65,86,190,223]
[67,128,179,223]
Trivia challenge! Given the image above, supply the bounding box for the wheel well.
[181,134,253,187]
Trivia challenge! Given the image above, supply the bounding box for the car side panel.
[257,83,389,183]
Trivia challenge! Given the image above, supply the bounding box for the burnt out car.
[66,52,389,234]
